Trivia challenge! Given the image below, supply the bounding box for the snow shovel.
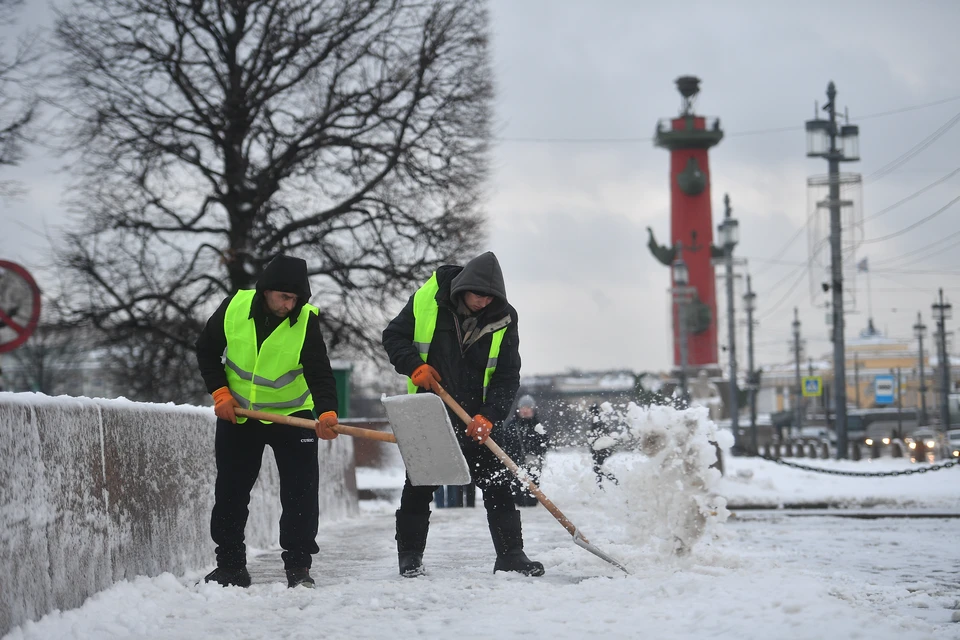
[233,406,470,486]
[432,383,631,575]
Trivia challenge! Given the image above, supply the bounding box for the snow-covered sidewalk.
[6,451,960,640]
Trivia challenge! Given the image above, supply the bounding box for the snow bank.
[719,454,960,509]
[0,392,357,635]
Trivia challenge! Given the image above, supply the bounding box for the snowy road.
[8,430,960,640]
[7,503,960,640]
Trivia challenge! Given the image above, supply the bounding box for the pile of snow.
[536,403,731,558]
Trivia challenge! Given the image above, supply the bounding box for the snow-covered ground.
[6,407,960,640]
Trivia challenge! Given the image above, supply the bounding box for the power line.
[864,110,960,183]
[756,266,810,322]
[871,228,960,268]
[863,167,960,222]
[493,96,960,144]
[740,256,806,267]
[756,163,957,266]
[891,238,960,268]
[856,95,960,120]
[762,213,815,264]
[861,194,960,244]
[870,268,960,275]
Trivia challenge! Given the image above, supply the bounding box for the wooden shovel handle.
[432,383,585,542]
[234,407,397,443]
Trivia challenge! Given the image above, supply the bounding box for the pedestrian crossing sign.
[802,376,822,397]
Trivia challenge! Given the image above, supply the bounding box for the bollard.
[796,441,805,458]
[850,442,861,461]
[807,443,818,458]
[890,441,904,458]
[434,485,468,508]
[820,442,829,459]
[870,442,881,459]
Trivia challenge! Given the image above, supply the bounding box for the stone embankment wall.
[0,393,357,634]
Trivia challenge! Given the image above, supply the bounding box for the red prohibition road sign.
[0,260,42,354]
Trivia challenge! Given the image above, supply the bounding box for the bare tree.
[49,0,492,401]
[0,0,38,196]
[5,323,95,395]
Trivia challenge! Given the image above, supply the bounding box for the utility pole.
[932,289,953,429]
[914,312,929,425]
[854,353,861,409]
[895,367,903,439]
[793,307,803,435]
[718,194,740,452]
[744,275,758,455]
[805,81,859,459]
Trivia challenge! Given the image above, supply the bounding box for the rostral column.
[648,76,724,370]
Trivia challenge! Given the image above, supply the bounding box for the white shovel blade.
[381,393,471,486]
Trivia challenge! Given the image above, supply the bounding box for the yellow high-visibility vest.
[407,272,505,401]
[224,289,317,423]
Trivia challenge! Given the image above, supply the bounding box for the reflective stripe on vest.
[406,272,506,402]
[223,289,317,423]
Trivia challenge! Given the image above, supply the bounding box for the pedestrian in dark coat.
[382,251,544,578]
[500,395,549,506]
[195,255,340,589]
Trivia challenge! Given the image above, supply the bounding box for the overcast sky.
[3,0,960,378]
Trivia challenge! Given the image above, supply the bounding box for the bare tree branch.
[48,0,491,401]
[0,0,41,196]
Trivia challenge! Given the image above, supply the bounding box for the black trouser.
[211,415,320,570]
[399,438,515,514]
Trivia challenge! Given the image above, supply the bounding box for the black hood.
[256,255,312,299]
[449,251,507,309]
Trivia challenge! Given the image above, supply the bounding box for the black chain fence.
[761,456,960,477]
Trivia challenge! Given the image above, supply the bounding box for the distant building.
[758,329,958,427]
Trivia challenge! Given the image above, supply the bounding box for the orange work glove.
[315,411,339,440]
[212,386,240,424]
[466,414,493,444]
[410,364,442,392]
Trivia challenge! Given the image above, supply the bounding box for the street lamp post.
[805,81,860,459]
[913,312,928,425]
[854,353,861,409]
[718,194,740,453]
[792,307,803,435]
[743,275,758,455]
[932,289,953,429]
[671,253,694,404]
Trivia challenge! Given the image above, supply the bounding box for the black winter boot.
[286,567,315,588]
[488,510,545,577]
[203,565,251,588]
[395,510,430,578]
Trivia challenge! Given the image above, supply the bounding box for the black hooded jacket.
[381,252,521,430]
[195,255,338,416]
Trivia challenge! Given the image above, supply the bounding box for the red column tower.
[653,76,724,370]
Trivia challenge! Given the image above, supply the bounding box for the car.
[904,429,948,460]
[947,429,960,458]
[863,421,900,447]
